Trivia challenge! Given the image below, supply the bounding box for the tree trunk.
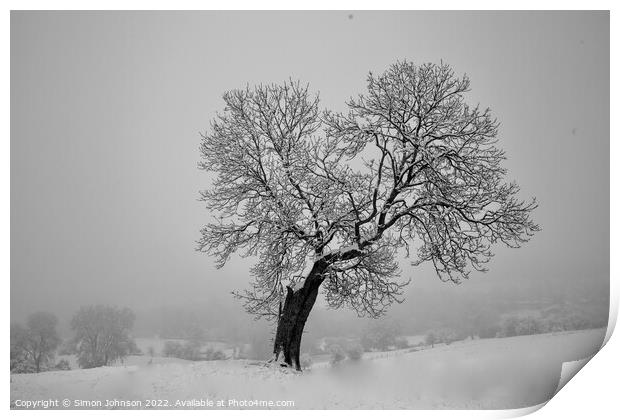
[272,260,327,371]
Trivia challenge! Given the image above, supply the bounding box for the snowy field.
[11,328,606,410]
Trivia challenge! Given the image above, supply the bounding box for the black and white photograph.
[7,6,613,413]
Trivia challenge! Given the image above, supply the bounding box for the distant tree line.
[11,305,138,373]
[162,340,226,361]
[424,305,608,345]
[494,311,604,338]
[360,321,409,352]
[424,329,460,348]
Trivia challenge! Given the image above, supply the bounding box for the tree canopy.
[198,61,539,320]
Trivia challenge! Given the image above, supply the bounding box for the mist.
[11,11,608,344]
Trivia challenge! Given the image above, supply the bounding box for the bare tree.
[198,61,539,370]
[70,305,136,368]
[11,312,61,373]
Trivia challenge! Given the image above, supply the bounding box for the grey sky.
[11,11,609,324]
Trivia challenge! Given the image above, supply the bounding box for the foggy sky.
[11,11,609,325]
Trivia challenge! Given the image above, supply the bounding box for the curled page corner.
[505,401,548,418]
[602,302,618,348]
[554,354,596,396]
[506,351,600,418]
[543,305,617,406]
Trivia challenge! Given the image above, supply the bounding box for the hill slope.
[11,328,606,409]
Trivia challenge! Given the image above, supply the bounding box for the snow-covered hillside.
[11,328,606,409]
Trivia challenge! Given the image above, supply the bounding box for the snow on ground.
[11,328,606,410]
[59,353,194,371]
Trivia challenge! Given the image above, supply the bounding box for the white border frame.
[2,2,616,420]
